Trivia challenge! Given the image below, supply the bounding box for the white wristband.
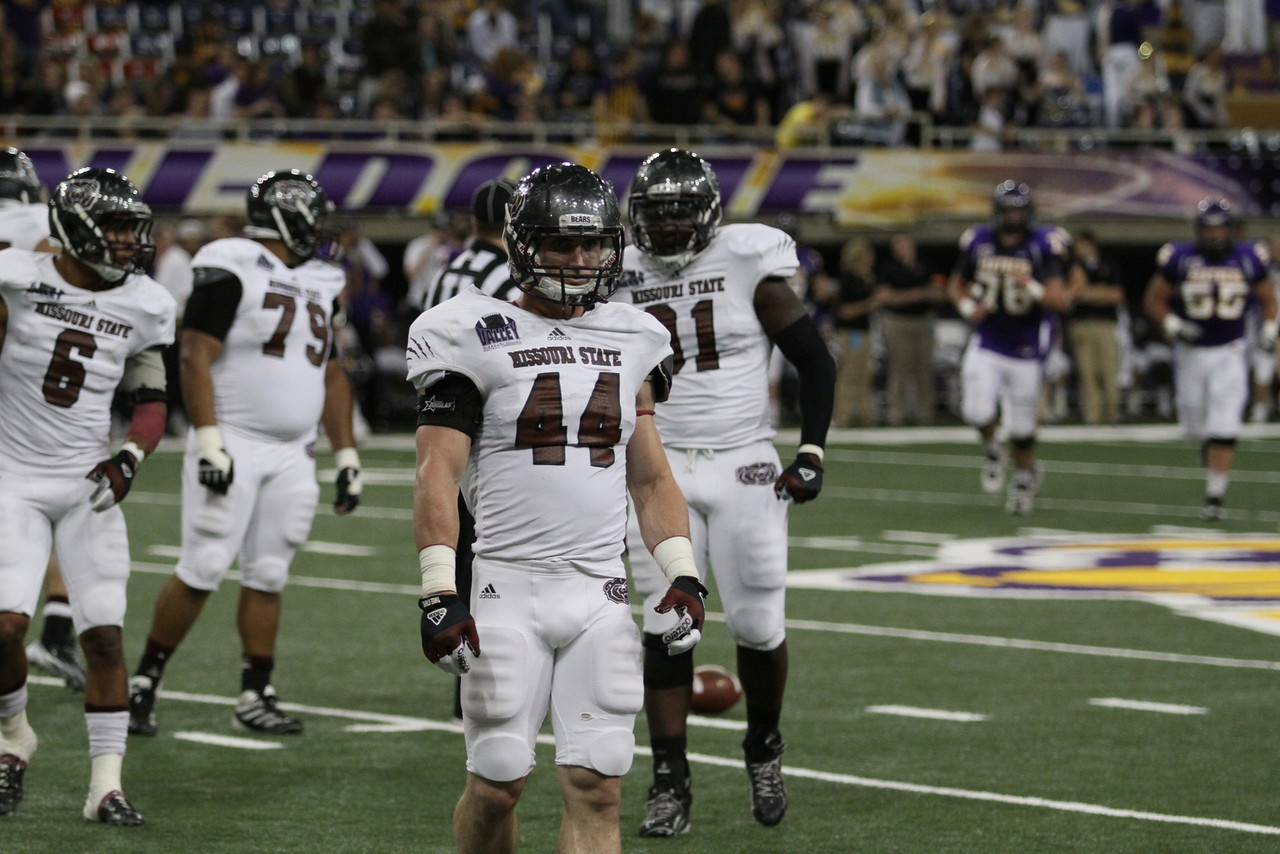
[1162,314,1184,338]
[419,545,457,597]
[797,443,825,463]
[195,425,224,459]
[957,297,977,320]
[120,441,146,465]
[652,536,699,584]
[1023,279,1045,300]
[335,447,360,470]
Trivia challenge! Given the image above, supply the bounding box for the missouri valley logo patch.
[603,577,629,604]
[736,462,779,486]
[475,313,520,349]
[788,533,1280,637]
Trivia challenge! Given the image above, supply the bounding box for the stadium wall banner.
[15,142,1274,224]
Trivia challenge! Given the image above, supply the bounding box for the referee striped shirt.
[423,238,517,309]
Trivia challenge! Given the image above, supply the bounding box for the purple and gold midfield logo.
[788,534,1280,637]
[603,578,629,605]
[736,462,779,486]
[475,313,519,350]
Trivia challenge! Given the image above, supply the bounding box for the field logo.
[789,533,1280,636]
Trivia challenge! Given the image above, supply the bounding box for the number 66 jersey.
[0,248,175,476]
[405,288,672,573]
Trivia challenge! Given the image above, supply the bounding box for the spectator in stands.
[362,0,422,110]
[472,47,543,123]
[830,237,880,427]
[854,54,911,146]
[1182,46,1232,129]
[1067,231,1125,424]
[1225,0,1268,54]
[1038,50,1091,128]
[794,0,864,101]
[280,41,332,118]
[703,48,771,132]
[732,0,788,121]
[775,90,835,147]
[646,40,705,126]
[1126,45,1183,131]
[689,0,733,76]
[876,233,942,426]
[1100,0,1162,128]
[466,0,519,65]
[593,46,650,139]
[902,12,953,121]
[551,41,603,122]
[970,34,1018,116]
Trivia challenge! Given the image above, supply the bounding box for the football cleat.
[0,754,27,816]
[84,790,144,825]
[1201,496,1226,521]
[127,675,159,737]
[638,784,692,837]
[26,639,87,691]
[1005,465,1043,515]
[980,447,1008,494]
[233,686,303,734]
[744,731,787,827]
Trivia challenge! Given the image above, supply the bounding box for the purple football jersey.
[1156,241,1269,347]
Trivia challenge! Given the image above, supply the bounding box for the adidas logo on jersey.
[256,254,275,271]
[547,327,571,341]
[478,584,500,600]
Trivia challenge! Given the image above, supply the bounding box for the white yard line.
[173,732,284,750]
[32,675,1270,836]
[123,561,1280,673]
[1088,698,1209,715]
[866,705,989,722]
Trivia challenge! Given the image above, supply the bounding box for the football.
[690,664,743,714]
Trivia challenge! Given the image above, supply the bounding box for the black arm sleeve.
[647,354,674,403]
[182,267,243,342]
[771,316,836,449]
[417,372,484,439]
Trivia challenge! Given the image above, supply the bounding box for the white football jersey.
[0,249,175,476]
[616,223,799,449]
[406,288,672,573]
[193,237,347,442]
[0,201,50,251]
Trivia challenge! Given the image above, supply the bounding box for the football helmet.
[505,163,624,310]
[628,148,721,271]
[0,148,42,204]
[992,180,1033,235]
[244,170,335,261]
[1195,197,1233,258]
[49,167,154,283]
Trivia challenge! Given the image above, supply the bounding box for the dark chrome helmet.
[628,148,721,270]
[1194,197,1234,258]
[49,167,154,283]
[0,148,43,204]
[244,170,335,261]
[505,163,624,310]
[992,180,1033,235]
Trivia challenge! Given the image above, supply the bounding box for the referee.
[422,177,517,309]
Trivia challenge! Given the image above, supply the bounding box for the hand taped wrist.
[652,536,698,584]
[195,425,224,459]
[419,545,457,597]
[335,447,360,471]
[957,297,977,320]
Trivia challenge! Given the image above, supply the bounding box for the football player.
[0,167,175,824]
[0,148,87,691]
[947,181,1072,514]
[1144,198,1277,519]
[614,148,836,836]
[407,163,702,854]
[128,170,362,737]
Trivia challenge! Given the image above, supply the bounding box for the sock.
[1206,471,1228,500]
[0,688,37,761]
[136,639,174,684]
[983,437,1002,460]
[40,597,75,648]
[241,656,274,694]
[0,685,27,721]
[87,752,124,804]
[650,735,689,790]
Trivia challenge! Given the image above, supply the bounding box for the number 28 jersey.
[192,238,346,443]
[614,223,799,449]
[405,289,672,573]
[0,249,175,476]
[1156,240,1269,347]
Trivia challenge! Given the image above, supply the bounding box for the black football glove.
[334,465,362,514]
[419,593,480,676]
[654,575,708,656]
[774,452,823,503]
[87,449,139,512]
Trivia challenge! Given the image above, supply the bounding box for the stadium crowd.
[0,0,1276,144]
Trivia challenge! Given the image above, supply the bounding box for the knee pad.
[470,733,535,783]
[726,603,784,650]
[585,727,636,778]
[1010,435,1036,451]
[643,633,693,690]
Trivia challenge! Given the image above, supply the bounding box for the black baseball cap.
[472,178,515,227]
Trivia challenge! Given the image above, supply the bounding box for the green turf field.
[8,424,1280,852]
